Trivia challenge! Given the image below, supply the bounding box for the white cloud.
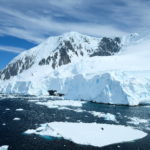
[0,45,25,53]
[0,6,128,44]
[0,0,150,44]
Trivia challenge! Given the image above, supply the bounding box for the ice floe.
[0,145,9,150]
[89,111,117,122]
[127,117,148,125]
[35,100,118,122]
[25,122,147,148]
[16,108,24,111]
[36,100,86,108]
[13,117,21,121]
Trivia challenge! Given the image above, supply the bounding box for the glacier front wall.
[1,72,150,106]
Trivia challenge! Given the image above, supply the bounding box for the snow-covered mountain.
[0,32,121,80]
[0,31,150,106]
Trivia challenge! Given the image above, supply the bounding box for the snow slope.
[0,32,150,105]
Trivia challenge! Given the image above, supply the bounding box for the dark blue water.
[0,97,150,150]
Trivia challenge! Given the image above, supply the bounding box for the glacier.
[0,32,150,106]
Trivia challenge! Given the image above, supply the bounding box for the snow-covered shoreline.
[0,32,150,106]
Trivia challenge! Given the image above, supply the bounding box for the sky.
[0,0,150,69]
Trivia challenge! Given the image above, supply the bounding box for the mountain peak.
[62,31,82,36]
[0,32,122,80]
[59,31,95,40]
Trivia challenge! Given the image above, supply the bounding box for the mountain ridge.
[0,31,122,80]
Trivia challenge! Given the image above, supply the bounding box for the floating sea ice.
[0,145,9,150]
[25,122,147,148]
[16,108,24,111]
[13,118,21,121]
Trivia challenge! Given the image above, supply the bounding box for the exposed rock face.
[91,37,121,57]
[0,56,34,80]
[0,32,122,80]
[39,37,121,68]
[39,40,73,68]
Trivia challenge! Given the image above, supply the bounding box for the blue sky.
[0,0,150,69]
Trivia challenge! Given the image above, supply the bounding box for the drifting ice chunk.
[13,118,21,121]
[16,108,24,111]
[0,145,9,150]
[25,122,147,148]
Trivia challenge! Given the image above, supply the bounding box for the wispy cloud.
[0,0,150,44]
[0,45,26,53]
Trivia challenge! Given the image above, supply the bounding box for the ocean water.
[0,96,150,150]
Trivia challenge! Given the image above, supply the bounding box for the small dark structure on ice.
[48,90,64,97]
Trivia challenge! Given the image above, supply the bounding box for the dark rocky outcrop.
[39,37,121,69]
[52,52,58,69]
[0,34,122,80]
[90,37,121,57]
[39,37,121,70]
[0,56,34,80]
[48,90,64,97]
[39,40,77,68]
[48,90,57,95]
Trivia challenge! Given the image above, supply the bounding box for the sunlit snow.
[1,32,150,105]
[25,122,147,147]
